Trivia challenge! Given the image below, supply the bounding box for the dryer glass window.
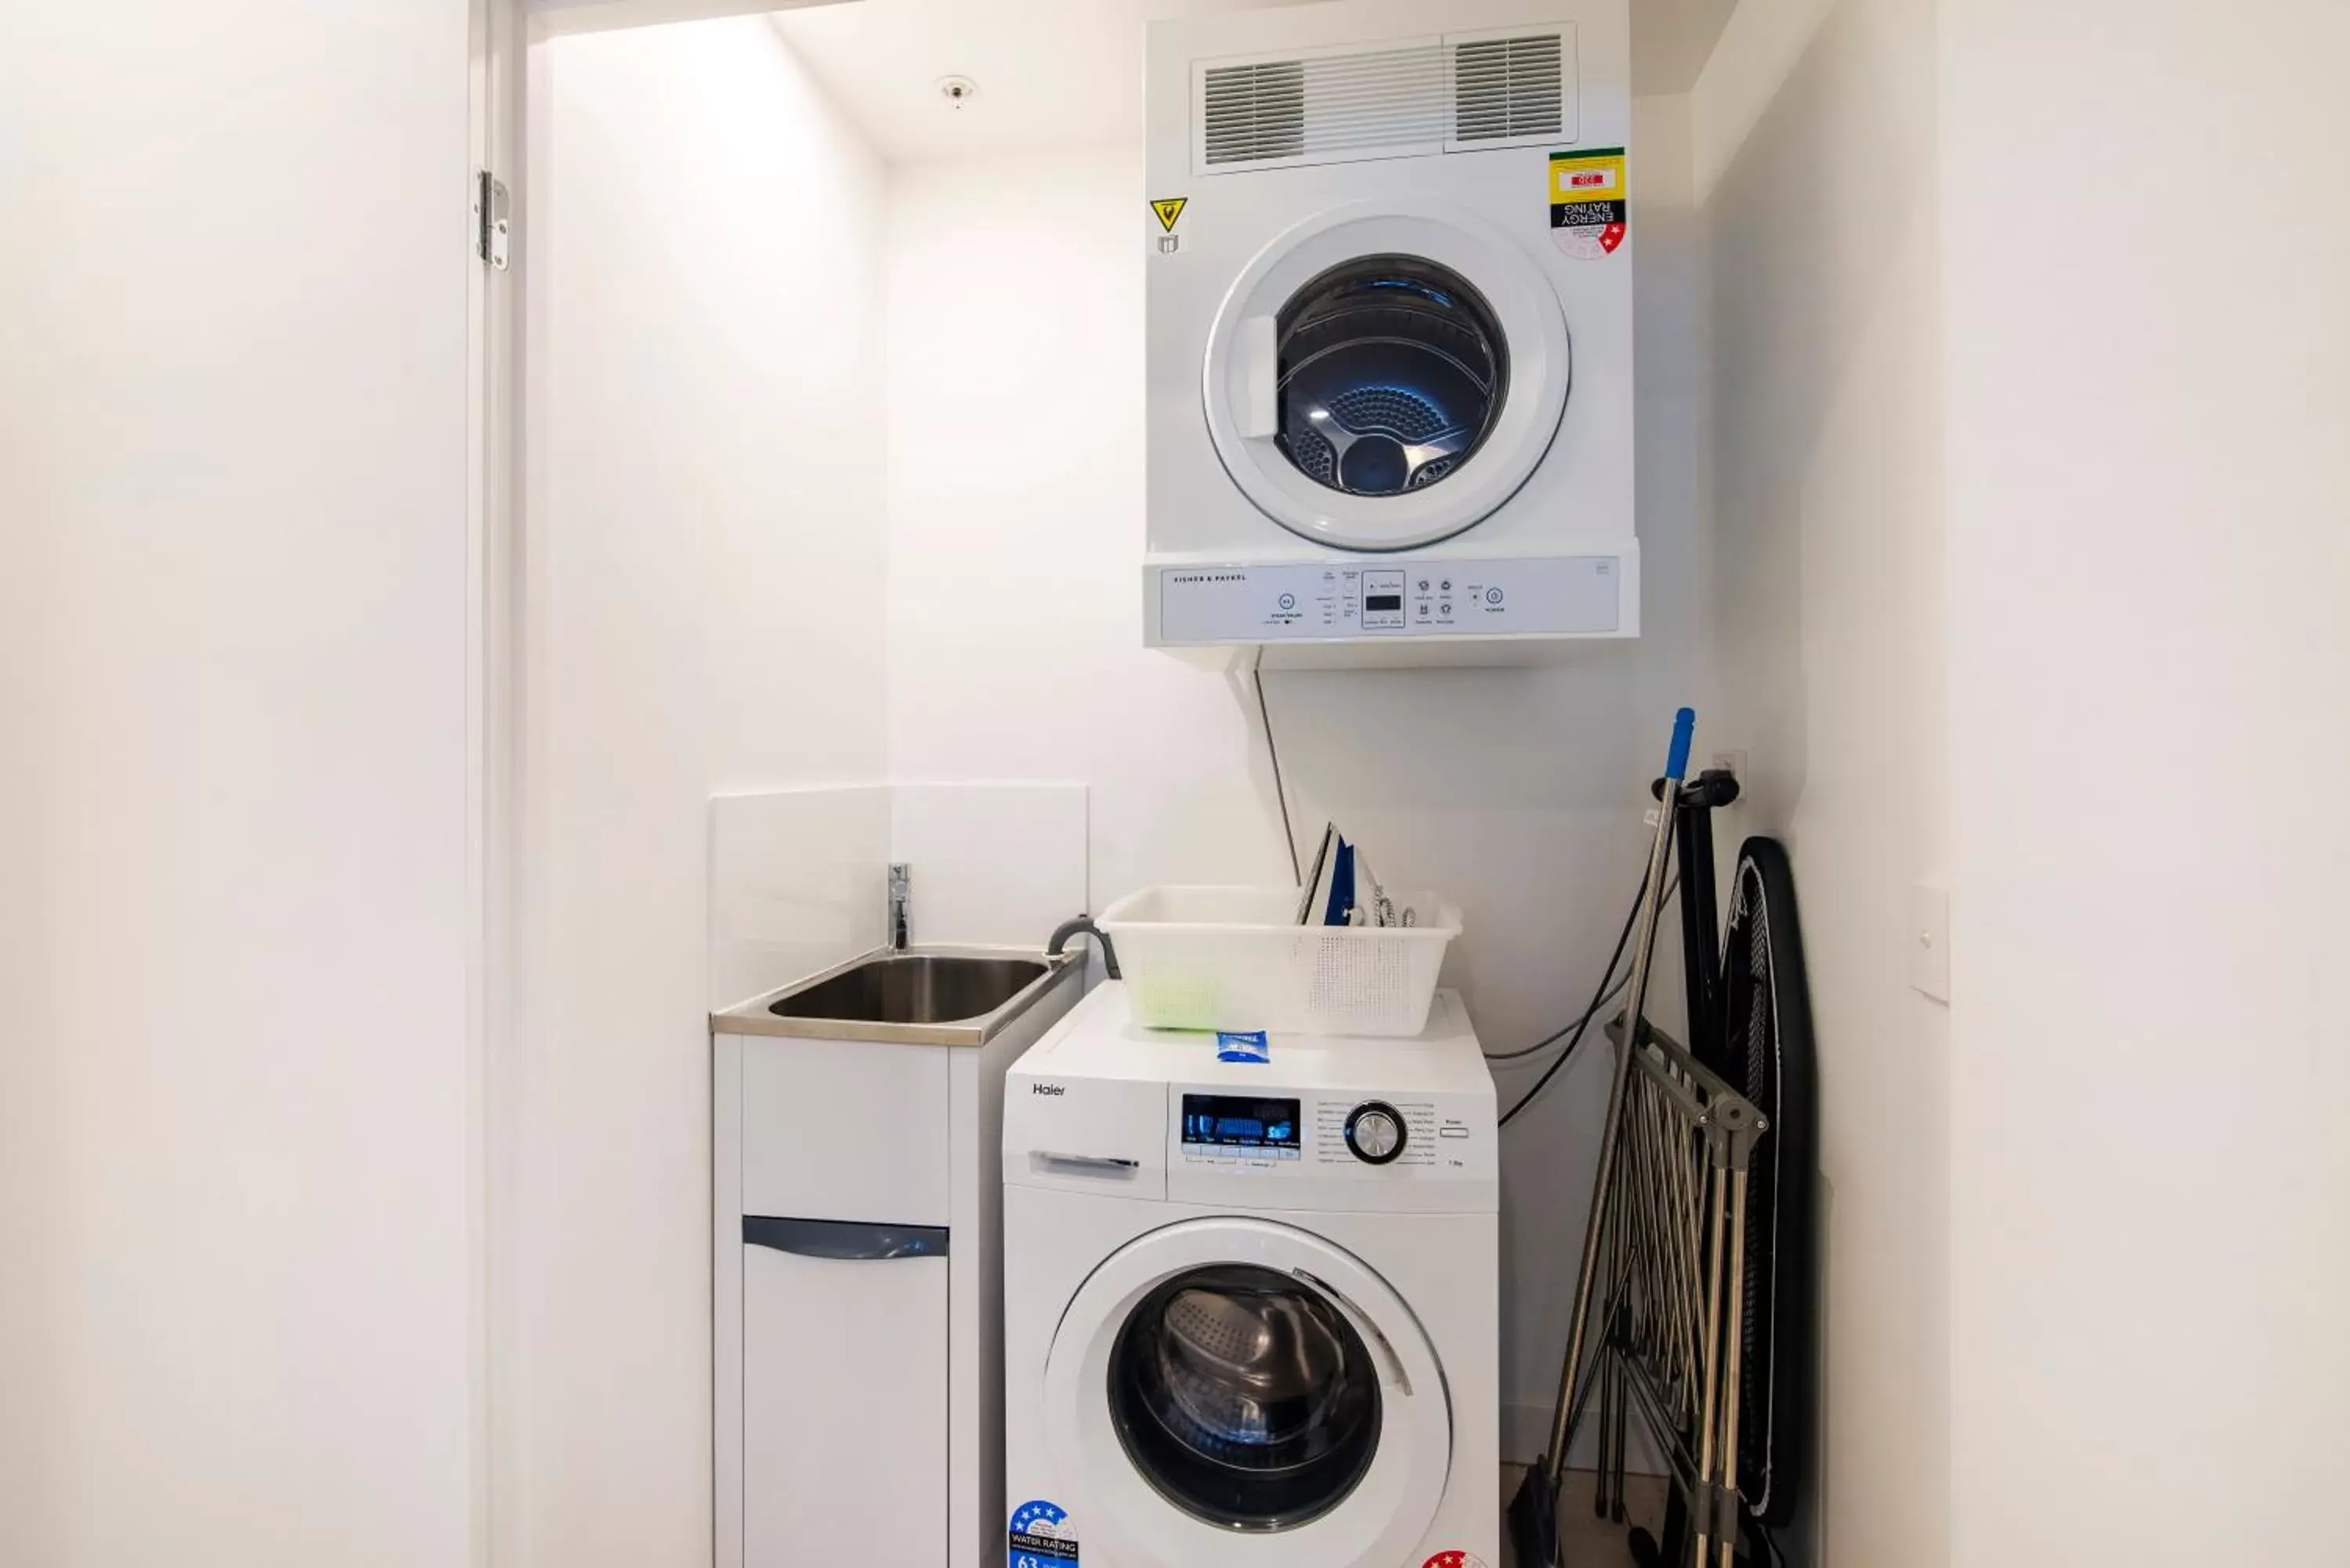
[1276,255,1509,499]
[1108,1263,1382,1531]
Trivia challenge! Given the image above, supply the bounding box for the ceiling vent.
[1450,32,1566,145]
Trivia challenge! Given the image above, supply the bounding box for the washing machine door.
[1203,201,1571,552]
[1043,1216,1451,1568]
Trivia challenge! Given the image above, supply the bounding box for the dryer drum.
[1275,255,1509,499]
[1109,1264,1383,1529]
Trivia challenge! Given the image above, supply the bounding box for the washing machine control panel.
[1343,1101,1406,1165]
[1153,555,1624,643]
[1313,1097,1448,1169]
[1180,1093,1305,1161]
[1170,1086,1495,1210]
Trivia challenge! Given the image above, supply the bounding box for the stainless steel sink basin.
[714,945,1083,1046]
[770,953,1046,1027]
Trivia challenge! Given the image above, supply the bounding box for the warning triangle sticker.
[1150,197,1188,233]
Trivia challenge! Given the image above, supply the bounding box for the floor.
[1496,1466,1668,1568]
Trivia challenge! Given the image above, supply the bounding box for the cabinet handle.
[742,1216,948,1260]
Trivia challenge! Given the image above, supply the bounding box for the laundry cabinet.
[710,949,1083,1568]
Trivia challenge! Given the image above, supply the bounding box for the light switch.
[1909,883,1950,1003]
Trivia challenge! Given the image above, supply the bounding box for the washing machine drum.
[1275,256,1506,499]
[1109,1264,1383,1531]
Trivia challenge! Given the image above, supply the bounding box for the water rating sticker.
[1009,1499,1079,1568]
[1549,147,1629,258]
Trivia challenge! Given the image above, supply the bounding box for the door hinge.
[474,169,510,271]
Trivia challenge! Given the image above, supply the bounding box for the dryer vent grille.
[1201,45,1445,167]
[1451,34,1566,143]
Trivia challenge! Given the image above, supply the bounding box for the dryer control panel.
[1152,555,1626,644]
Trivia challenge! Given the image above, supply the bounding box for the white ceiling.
[771,0,1741,164]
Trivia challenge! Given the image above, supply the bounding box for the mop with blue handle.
[1509,706,1696,1568]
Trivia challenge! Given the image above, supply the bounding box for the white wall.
[1697,0,1951,1560]
[0,4,479,1565]
[512,18,888,1568]
[881,110,1713,1454]
[883,148,1288,909]
[1942,4,2350,1564]
[705,782,1090,1015]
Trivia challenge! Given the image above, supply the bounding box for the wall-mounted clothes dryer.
[1144,0,1636,667]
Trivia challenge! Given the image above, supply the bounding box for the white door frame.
[467,12,868,1566]
[468,5,525,1566]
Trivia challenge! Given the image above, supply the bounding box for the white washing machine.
[1003,984,1499,1568]
[1144,0,1636,667]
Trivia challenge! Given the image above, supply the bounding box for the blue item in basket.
[1217,1031,1271,1064]
[1324,839,1356,927]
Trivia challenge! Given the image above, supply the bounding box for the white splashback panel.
[891,782,1090,948]
[710,782,1090,1010]
[709,786,891,1010]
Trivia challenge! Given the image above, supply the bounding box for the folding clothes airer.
[1510,708,1693,1563]
[1512,707,1773,1568]
[1624,836,1817,1566]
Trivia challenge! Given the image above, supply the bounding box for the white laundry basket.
[1098,884,1462,1037]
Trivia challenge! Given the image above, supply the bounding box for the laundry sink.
[717,945,1083,1047]
[772,952,1048,1026]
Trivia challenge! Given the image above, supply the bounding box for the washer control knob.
[1344,1102,1407,1165]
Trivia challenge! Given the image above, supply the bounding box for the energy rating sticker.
[1549,147,1629,258]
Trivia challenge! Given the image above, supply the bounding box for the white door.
[743,1220,949,1568]
[2,5,483,1563]
[1202,201,1571,551]
[1042,1218,1451,1568]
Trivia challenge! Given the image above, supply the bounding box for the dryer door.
[1042,1216,1452,1568]
[1203,201,1571,551]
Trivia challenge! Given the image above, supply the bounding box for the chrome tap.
[887,863,910,952]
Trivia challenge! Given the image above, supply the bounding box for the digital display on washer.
[1182,1095,1301,1153]
[1363,594,1404,612]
